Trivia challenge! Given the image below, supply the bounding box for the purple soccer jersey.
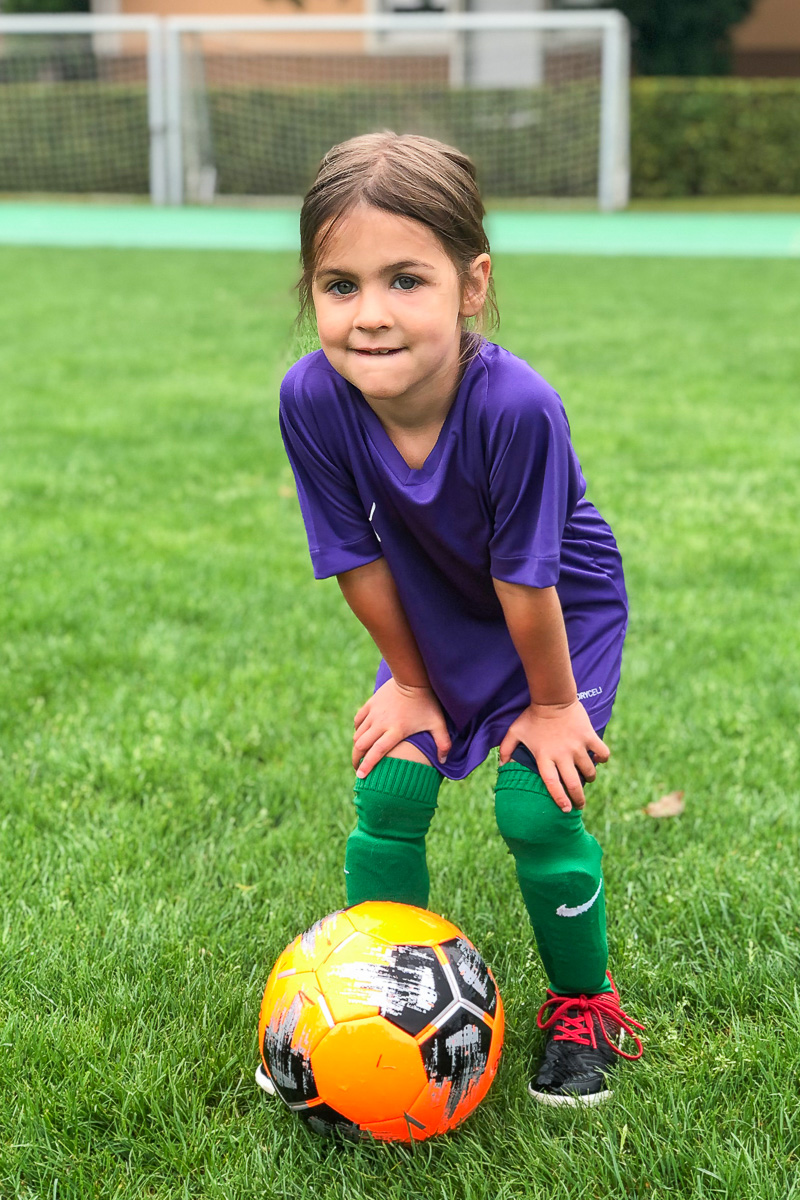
[279,340,627,779]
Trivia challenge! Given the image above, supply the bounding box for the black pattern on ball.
[299,1102,365,1141]
[441,937,497,1015]
[377,944,452,1035]
[261,989,318,1106]
[421,1007,492,1119]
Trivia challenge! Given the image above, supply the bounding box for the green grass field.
[1,245,799,1200]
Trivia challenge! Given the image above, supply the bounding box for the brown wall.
[118,0,369,53]
[731,0,800,74]
[732,0,800,48]
[119,0,365,16]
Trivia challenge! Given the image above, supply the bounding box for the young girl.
[277,132,644,1106]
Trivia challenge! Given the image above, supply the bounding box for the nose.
[353,285,393,332]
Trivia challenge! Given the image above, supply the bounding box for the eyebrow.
[315,259,435,278]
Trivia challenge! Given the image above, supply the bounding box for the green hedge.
[210,84,599,197]
[0,81,601,198]
[0,83,148,193]
[0,77,799,198]
[631,77,800,197]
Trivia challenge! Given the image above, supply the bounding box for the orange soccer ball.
[257,902,504,1142]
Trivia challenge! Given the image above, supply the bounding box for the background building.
[731,0,800,75]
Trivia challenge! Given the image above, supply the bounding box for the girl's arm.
[492,579,609,812]
[337,558,452,777]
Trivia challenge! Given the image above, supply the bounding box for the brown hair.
[297,131,499,358]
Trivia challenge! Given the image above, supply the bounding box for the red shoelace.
[536,973,645,1061]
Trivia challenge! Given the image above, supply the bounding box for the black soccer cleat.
[528,973,644,1107]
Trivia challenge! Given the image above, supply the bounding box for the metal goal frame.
[164,10,630,211]
[0,10,629,210]
[0,13,167,205]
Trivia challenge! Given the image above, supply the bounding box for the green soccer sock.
[344,755,443,909]
[494,762,612,997]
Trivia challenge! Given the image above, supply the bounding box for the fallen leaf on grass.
[644,791,685,818]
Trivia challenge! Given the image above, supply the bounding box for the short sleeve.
[487,385,585,588]
[279,364,381,579]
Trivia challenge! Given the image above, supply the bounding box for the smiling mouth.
[351,348,404,356]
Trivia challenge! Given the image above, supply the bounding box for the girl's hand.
[498,699,609,813]
[353,679,451,778]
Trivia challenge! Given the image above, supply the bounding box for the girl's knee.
[494,762,587,851]
[353,755,441,842]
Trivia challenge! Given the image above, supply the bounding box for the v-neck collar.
[351,349,485,486]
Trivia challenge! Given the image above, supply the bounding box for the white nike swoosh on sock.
[556,879,603,918]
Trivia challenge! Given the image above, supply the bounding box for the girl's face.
[311,204,490,417]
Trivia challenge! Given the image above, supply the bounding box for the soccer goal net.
[0,11,628,210]
[0,14,166,203]
[166,11,629,210]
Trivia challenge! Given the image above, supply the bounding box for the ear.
[460,254,492,318]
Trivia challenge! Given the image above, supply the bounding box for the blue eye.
[393,275,419,291]
[329,280,357,296]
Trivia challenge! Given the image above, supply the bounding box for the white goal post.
[164,10,630,211]
[0,13,167,205]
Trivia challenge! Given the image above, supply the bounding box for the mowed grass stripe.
[1,247,798,1200]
